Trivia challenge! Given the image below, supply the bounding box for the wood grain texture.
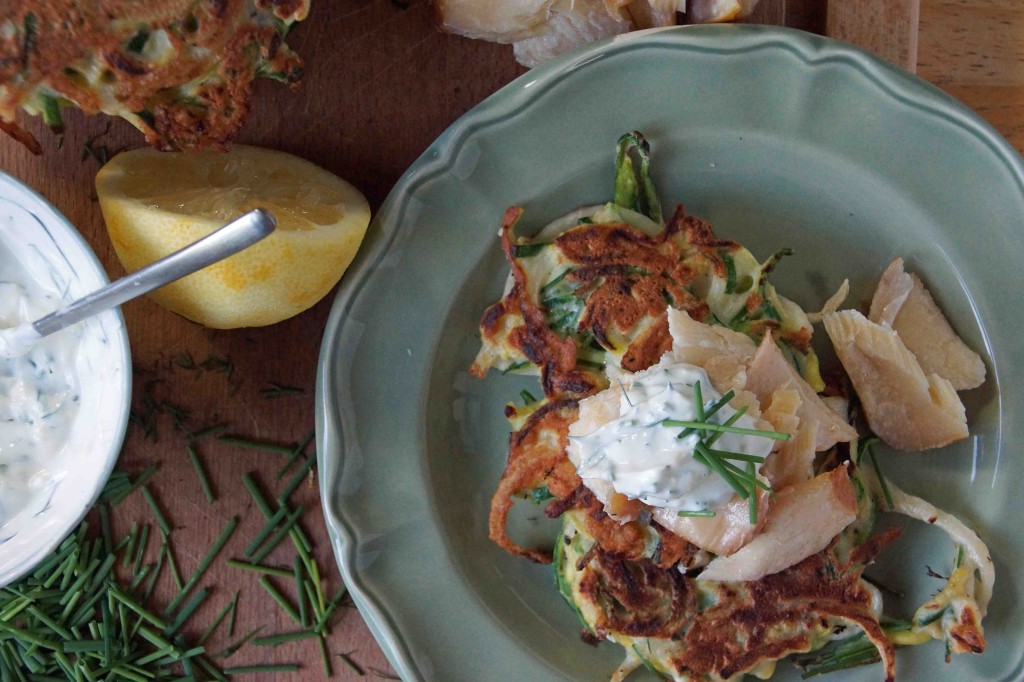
[827,0,921,72]
[746,0,787,26]
[918,0,1024,151]
[0,0,1020,679]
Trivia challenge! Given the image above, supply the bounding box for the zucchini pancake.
[471,133,993,681]
[0,0,309,151]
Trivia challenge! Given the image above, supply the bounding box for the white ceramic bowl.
[0,171,131,587]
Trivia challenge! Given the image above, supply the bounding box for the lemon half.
[96,145,371,328]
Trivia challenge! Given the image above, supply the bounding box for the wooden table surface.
[0,1,1021,679]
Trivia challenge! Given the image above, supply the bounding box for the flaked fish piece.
[823,310,968,451]
[435,0,665,68]
[869,258,986,391]
[435,0,755,67]
[806,278,850,325]
[761,389,816,488]
[652,488,770,557]
[625,0,686,27]
[433,0,558,42]
[744,332,858,451]
[668,307,758,365]
[512,0,633,67]
[688,0,760,23]
[697,465,858,582]
[666,306,755,393]
[868,258,914,327]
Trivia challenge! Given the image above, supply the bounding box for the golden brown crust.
[579,542,897,681]
[0,0,307,150]
[488,399,581,563]
[476,205,712,399]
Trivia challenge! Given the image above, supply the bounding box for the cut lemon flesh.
[96,145,371,328]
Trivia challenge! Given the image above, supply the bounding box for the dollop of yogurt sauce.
[0,268,80,531]
[572,363,773,513]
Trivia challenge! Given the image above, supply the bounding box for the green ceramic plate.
[317,25,1022,681]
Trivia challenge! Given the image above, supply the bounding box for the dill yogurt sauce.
[0,246,81,533]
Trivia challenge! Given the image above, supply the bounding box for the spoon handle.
[32,208,276,338]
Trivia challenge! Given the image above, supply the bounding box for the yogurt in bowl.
[0,171,131,587]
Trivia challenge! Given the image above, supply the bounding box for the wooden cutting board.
[743,0,921,73]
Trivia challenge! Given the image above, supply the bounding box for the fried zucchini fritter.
[0,0,309,151]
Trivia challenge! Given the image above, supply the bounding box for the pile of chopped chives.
[0,470,226,681]
[1,406,359,679]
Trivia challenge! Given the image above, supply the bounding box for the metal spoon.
[1,208,276,356]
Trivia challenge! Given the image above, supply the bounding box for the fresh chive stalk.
[163,517,237,616]
[218,435,295,455]
[185,445,216,503]
[664,418,790,440]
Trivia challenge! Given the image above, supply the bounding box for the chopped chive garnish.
[131,524,150,576]
[186,445,216,503]
[295,557,309,628]
[864,441,895,511]
[314,588,350,634]
[318,633,331,676]
[223,664,299,674]
[140,486,171,536]
[277,455,316,504]
[250,506,304,565]
[227,591,239,637]
[368,667,402,680]
[694,442,748,499]
[261,382,305,399]
[99,504,112,554]
[163,517,238,616]
[218,435,295,455]
[198,593,237,646]
[244,506,288,558]
[677,509,716,517]
[215,627,263,659]
[226,559,292,578]
[511,242,545,258]
[252,629,318,647]
[694,381,705,423]
[747,461,758,524]
[187,422,227,441]
[162,537,184,591]
[704,405,749,448]
[705,449,765,463]
[338,651,365,676]
[164,587,208,636]
[242,472,275,517]
[664,418,789,440]
[258,577,301,625]
[122,522,139,568]
[276,428,315,481]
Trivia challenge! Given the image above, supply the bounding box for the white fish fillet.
[513,0,633,67]
[652,488,769,557]
[435,0,757,68]
[823,310,968,451]
[744,332,858,452]
[687,0,759,23]
[869,258,986,391]
[667,307,756,366]
[434,0,557,42]
[761,389,816,488]
[697,465,858,582]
